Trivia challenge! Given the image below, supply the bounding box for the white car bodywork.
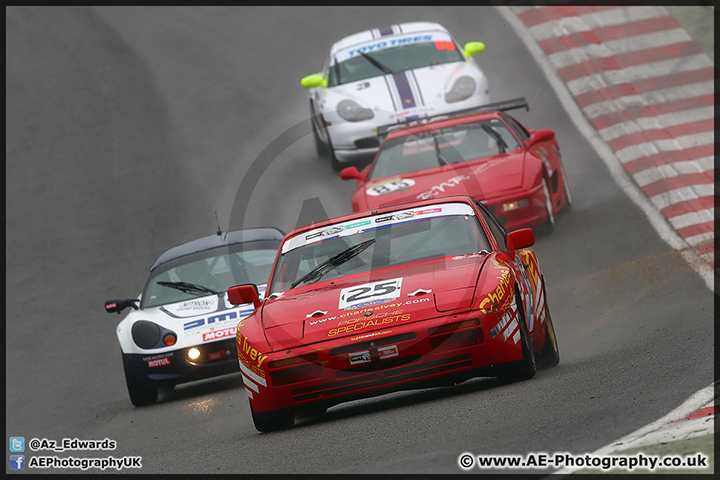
[115,286,263,356]
[304,22,490,167]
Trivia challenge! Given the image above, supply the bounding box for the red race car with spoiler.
[228,196,560,432]
[340,98,572,232]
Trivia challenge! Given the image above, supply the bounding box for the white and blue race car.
[104,228,283,406]
[301,21,490,170]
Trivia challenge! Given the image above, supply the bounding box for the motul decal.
[147,357,171,368]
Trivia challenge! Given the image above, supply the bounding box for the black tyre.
[122,356,158,407]
[310,103,329,157]
[250,401,294,432]
[541,177,555,232]
[537,283,560,368]
[498,292,537,382]
[560,160,573,211]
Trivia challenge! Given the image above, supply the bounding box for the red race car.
[340,98,572,232]
[228,196,560,432]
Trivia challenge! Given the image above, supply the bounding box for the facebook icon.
[10,455,25,470]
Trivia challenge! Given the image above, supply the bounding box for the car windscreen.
[142,239,280,308]
[328,36,463,86]
[269,204,490,293]
[370,119,522,180]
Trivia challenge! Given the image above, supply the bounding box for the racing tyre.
[310,104,329,157]
[498,293,537,382]
[328,141,342,172]
[560,161,573,211]
[539,177,555,233]
[122,356,158,407]
[250,402,294,432]
[537,286,560,368]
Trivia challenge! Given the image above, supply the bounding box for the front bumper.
[124,337,239,389]
[242,308,525,414]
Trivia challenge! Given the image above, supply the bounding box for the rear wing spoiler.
[376,97,529,141]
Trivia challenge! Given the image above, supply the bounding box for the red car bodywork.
[230,196,559,431]
[341,110,571,232]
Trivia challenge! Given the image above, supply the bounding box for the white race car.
[301,21,490,170]
[104,228,283,406]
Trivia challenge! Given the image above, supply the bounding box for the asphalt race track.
[6,6,714,474]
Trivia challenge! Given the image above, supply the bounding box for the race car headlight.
[445,76,476,103]
[188,348,201,360]
[131,321,160,349]
[337,99,374,122]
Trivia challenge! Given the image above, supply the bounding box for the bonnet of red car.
[259,254,487,351]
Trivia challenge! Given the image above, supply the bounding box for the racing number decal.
[366,179,416,196]
[339,278,403,310]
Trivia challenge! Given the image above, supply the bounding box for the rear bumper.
[242,307,527,414]
[482,183,548,231]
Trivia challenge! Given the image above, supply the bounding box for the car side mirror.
[506,229,535,255]
[527,129,555,147]
[463,41,485,57]
[105,298,139,314]
[340,166,366,181]
[228,284,262,309]
[300,73,327,88]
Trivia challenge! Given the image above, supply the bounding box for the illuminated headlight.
[188,348,201,360]
[500,199,530,212]
[337,99,374,122]
[445,76,476,103]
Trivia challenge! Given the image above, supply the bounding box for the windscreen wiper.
[482,125,508,154]
[359,51,394,75]
[156,281,220,296]
[433,134,449,166]
[291,238,376,289]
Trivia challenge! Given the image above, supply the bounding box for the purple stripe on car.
[378,26,394,36]
[392,72,416,109]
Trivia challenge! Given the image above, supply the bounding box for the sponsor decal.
[335,33,448,61]
[147,357,171,368]
[378,344,399,359]
[328,313,411,337]
[349,350,372,365]
[339,277,402,310]
[142,352,174,361]
[202,327,236,342]
[237,333,268,380]
[416,175,471,200]
[348,344,399,365]
[183,308,253,333]
[208,350,226,361]
[366,178,416,196]
[478,267,512,313]
[304,220,371,242]
[175,298,215,312]
[283,203,476,254]
[351,330,392,342]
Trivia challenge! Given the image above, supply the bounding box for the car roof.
[385,110,504,141]
[282,195,478,242]
[329,21,449,56]
[150,227,285,271]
